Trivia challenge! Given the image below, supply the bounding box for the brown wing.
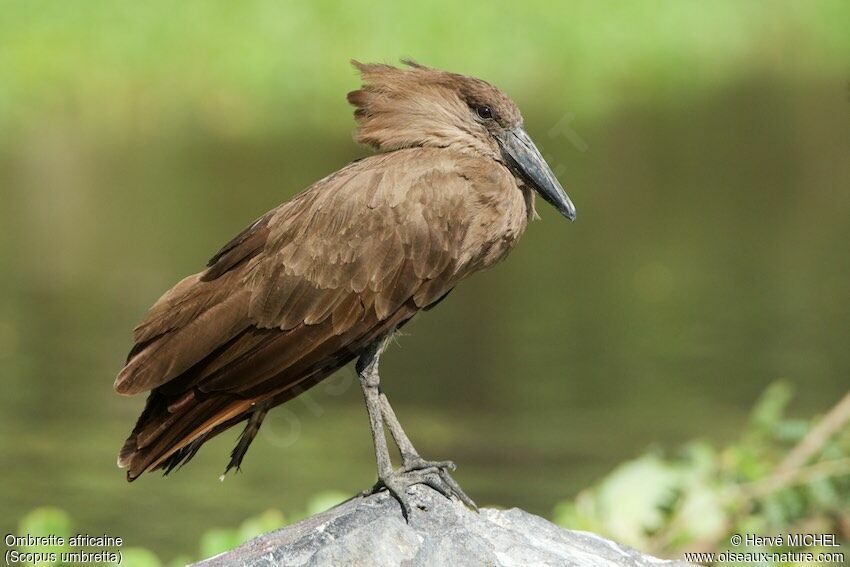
[115,149,487,479]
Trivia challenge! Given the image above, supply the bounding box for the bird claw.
[434,467,478,511]
[402,456,456,473]
[402,457,475,510]
[367,460,477,521]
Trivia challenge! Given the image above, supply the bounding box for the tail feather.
[124,396,247,480]
[116,294,421,481]
[118,391,167,469]
[160,435,209,475]
[224,406,269,475]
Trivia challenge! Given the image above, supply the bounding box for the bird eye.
[475,105,493,120]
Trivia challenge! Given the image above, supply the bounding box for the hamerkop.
[115,60,576,516]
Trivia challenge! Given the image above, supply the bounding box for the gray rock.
[195,486,693,567]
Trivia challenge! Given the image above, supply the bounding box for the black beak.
[497,127,576,221]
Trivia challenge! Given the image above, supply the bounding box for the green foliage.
[197,528,241,560]
[10,391,848,566]
[15,508,72,565]
[121,548,162,567]
[194,491,346,559]
[7,492,346,566]
[304,490,352,517]
[1,0,849,141]
[197,508,286,558]
[553,382,850,565]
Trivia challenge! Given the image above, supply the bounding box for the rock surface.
[195,486,693,567]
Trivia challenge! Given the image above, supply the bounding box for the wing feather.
[115,148,508,478]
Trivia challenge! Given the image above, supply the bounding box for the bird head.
[348,60,575,221]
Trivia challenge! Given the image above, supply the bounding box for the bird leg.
[378,392,476,510]
[378,392,451,469]
[356,340,395,484]
[356,338,476,519]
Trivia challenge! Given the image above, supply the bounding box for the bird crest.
[347,59,521,154]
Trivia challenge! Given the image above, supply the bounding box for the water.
[1,77,848,560]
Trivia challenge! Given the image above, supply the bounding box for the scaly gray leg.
[356,336,476,519]
[356,339,394,481]
[378,392,477,510]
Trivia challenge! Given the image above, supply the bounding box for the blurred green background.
[1,0,849,561]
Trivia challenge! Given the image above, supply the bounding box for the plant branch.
[776,392,850,474]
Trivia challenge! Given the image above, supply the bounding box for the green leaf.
[593,455,681,547]
[121,547,162,567]
[774,419,809,443]
[674,482,727,542]
[16,507,71,565]
[748,381,793,434]
[305,490,349,516]
[167,554,193,567]
[198,528,240,559]
[552,496,602,533]
[806,478,840,509]
[681,441,716,472]
[237,509,286,544]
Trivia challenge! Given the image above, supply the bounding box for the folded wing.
[115,150,483,479]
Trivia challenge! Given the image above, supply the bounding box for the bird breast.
[458,162,531,272]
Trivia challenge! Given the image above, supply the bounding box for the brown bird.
[115,60,575,516]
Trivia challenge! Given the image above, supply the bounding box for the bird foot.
[403,457,476,510]
[364,460,477,521]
